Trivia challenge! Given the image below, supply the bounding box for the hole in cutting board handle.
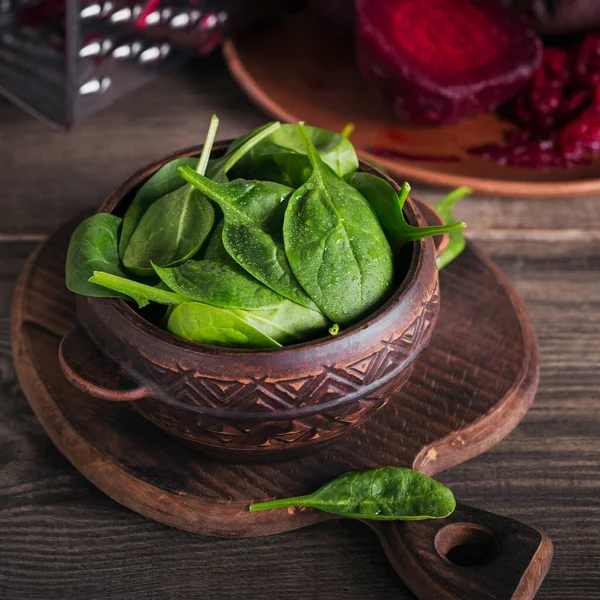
[435,523,500,567]
[368,503,552,599]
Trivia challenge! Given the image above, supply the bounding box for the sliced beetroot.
[470,35,600,169]
[356,0,542,125]
[559,88,600,160]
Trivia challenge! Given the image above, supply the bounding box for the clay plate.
[223,10,600,198]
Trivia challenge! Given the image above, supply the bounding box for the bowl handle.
[413,199,451,259]
[366,502,553,600]
[59,324,151,402]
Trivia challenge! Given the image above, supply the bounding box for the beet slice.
[356,0,542,124]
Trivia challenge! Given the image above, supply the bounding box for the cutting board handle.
[368,502,552,600]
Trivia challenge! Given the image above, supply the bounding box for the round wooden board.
[222,11,600,198]
[12,216,553,599]
[12,215,539,538]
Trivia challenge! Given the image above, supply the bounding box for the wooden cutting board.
[12,215,552,600]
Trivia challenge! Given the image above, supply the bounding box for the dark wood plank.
[1,236,599,599]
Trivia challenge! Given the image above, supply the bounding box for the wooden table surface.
[1,54,599,599]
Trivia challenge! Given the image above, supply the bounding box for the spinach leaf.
[88,271,189,308]
[203,221,232,263]
[167,299,328,348]
[177,168,318,311]
[167,302,281,349]
[122,116,220,276]
[66,214,129,298]
[121,189,215,276]
[348,174,466,254]
[119,156,197,260]
[283,123,394,326]
[152,260,283,310]
[237,301,330,345]
[229,123,359,188]
[249,467,456,521]
[206,121,281,182]
[433,187,472,270]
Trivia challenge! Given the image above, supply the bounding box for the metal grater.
[0,0,297,128]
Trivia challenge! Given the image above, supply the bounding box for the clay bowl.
[59,141,441,462]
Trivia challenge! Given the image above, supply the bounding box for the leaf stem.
[249,495,312,512]
[433,187,472,270]
[434,186,472,218]
[89,272,187,307]
[297,121,321,170]
[178,166,232,208]
[341,123,355,138]
[395,181,467,240]
[196,115,220,176]
[222,121,281,173]
[397,182,410,210]
[436,235,466,270]
[399,221,466,242]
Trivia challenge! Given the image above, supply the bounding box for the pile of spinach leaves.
[66,116,467,349]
